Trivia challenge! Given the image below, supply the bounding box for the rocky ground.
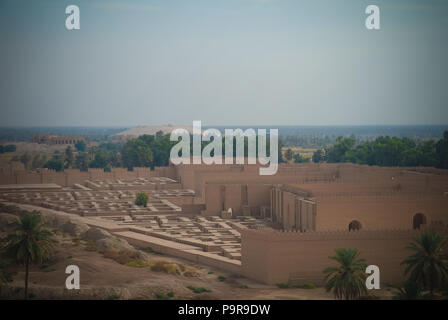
[0,205,395,300]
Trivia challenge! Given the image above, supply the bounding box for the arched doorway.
[413,213,427,230]
[348,220,362,231]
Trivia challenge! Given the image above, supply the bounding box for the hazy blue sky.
[0,0,447,126]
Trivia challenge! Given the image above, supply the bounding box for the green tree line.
[312,130,448,168]
[40,131,285,172]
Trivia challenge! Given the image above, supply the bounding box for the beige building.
[1,161,448,285]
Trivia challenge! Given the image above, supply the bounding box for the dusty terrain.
[0,206,395,300]
[1,235,337,300]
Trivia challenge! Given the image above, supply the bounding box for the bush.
[135,192,149,207]
[164,263,182,275]
[217,276,226,282]
[187,286,211,294]
[124,259,151,268]
[276,283,291,289]
[142,247,155,254]
[297,283,316,289]
[74,141,87,152]
[0,144,16,154]
[85,240,97,251]
[149,261,182,275]
[183,269,200,277]
[154,291,175,300]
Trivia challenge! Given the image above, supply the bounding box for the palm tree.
[323,248,368,299]
[3,211,53,299]
[401,231,448,295]
[393,280,422,300]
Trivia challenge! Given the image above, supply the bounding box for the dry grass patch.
[124,259,151,268]
[84,240,97,252]
[149,261,182,275]
[102,249,142,265]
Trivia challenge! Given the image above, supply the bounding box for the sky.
[0,0,447,127]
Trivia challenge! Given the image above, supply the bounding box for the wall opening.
[413,213,427,230]
[348,220,362,231]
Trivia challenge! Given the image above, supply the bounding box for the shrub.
[106,294,120,300]
[276,283,291,289]
[124,259,151,268]
[164,263,182,275]
[187,286,211,294]
[85,240,97,251]
[72,237,81,246]
[154,291,175,300]
[135,192,149,207]
[239,285,249,289]
[183,269,200,277]
[149,261,182,275]
[142,247,155,254]
[217,276,226,282]
[297,283,316,289]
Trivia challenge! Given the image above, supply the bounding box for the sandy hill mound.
[114,125,193,140]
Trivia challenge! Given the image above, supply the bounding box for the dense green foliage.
[284,148,293,161]
[293,153,310,163]
[393,280,422,300]
[323,248,368,300]
[75,152,89,171]
[19,129,448,172]
[436,131,448,169]
[401,231,448,294]
[43,152,64,171]
[0,144,16,153]
[312,131,448,168]
[312,149,326,163]
[135,192,149,207]
[37,131,285,172]
[2,212,53,299]
[74,140,86,152]
[122,137,155,169]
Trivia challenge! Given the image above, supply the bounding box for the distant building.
[32,134,86,145]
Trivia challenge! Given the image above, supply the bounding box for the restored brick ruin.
[1,161,447,285]
[241,223,448,285]
[0,163,177,186]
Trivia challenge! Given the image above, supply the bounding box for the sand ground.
[2,233,396,300]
